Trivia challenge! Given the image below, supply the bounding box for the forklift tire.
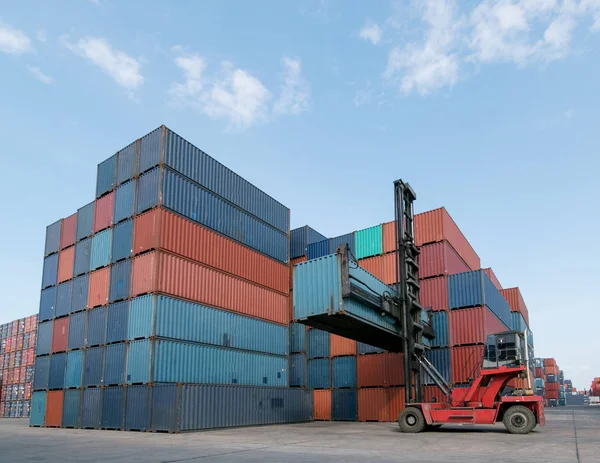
[398,407,426,433]
[503,406,536,434]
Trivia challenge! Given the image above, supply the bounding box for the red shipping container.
[46,390,64,427]
[544,358,557,367]
[546,390,559,400]
[358,255,385,281]
[358,388,389,422]
[500,287,529,327]
[133,208,289,295]
[28,332,36,349]
[24,317,31,333]
[419,241,470,279]
[93,192,114,233]
[290,256,306,290]
[0,402,4,417]
[12,320,18,334]
[535,368,545,378]
[9,352,15,368]
[52,317,69,353]
[387,387,406,421]
[314,390,331,421]
[17,334,23,350]
[25,384,31,400]
[7,368,14,384]
[382,221,395,254]
[420,276,448,311]
[483,268,502,291]
[451,345,485,384]
[20,366,26,383]
[13,367,20,384]
[449,306,508,346]
[131,251,288,325]
[414,208,480,270]
[546,365,559,376]
[88,267,110,308]
[357,352,404,387]
[60,213,77,250]
[57,247,75,283]
[31,314,38,330]
[0,355,3,370]
[424,385,446,403]
[330,334,357,357]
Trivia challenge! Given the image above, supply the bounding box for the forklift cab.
[482,331,527,370]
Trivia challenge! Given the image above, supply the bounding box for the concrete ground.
[0,407,598,462]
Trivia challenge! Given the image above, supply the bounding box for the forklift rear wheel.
[398,407,426,433]
[503,405,536,434]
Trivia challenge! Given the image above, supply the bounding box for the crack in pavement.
[572,411,580,463]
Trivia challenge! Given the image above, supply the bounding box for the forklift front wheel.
[503,405,536,434]
[398,407,426,433]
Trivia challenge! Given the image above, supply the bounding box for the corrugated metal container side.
[314,390,331,421]
[62,389,81,428]
[83,347,104,386]
[290,225,327,259]
[125,385,150,431]
[449,306,509,346]
[133,208,288,294]
[289,353,307,387]
[73,238,92,277]
[308,358,331,389]
[152,340,287,386]
[90,228,112,270]
[60,213,77,250]
[138,126,162,174]
[308,329,330,359]
[420,276,448,311]
[117,141,138,185]
[332,389,357,421]
[424,348,451,384]
[414,208,480,270]
[424,385,446,403]
[161,167,289,263]
[484,268,502,291]
[357,342,384,355]
[357,388,388,422]
[109,259,131,302]
[55,282,72,318]
[106,301,128,343]
[41,253,58,289]
[164,128,290,234]
[431,311,449,347]
[81,388,102,429]
[357,352,404,387]
[500,287,530,327]
[511,312,528,332]
[93,192,114,233]
[381,221,395,254]
[355,225,382,259]
[71,275,89,313]
[112,219,133,263]
[87,306,107,347]
[290,322,306,353]
[178,384,312,431]
[151,384,178,432]
[67,312,86,350]
[33,355,50,390]
[76,202,95,242]
[387,387,406,422]
[126,339,151,384]
[127,295,153,340]
[102,386,124,429]
[39,286,56,322]
[103,343,126,385]
[330,334,357,357]
[96,154,117,198]
[30,391,46,426]
[329,233,356,256]
[57,247,75,284]
[36,321,53,356]
[451,345,485,384]
[45,220,62,257]
[357,255,384,282]
[419,241,470,279]
[114,180,136,224]
[135,166,161,214]
[307,239,329,260]
[64,350,83,388]
[45,390,64,426]
[332,356,357,388]
[48,353,66,389]
[449,270,512,328]
[130,251,288,325]
[88,267,110,308]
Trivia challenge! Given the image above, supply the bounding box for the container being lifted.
[293,179,545,434]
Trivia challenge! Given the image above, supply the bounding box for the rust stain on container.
[357,352,404,387]
[313,390,331,421]
[130,251,289,325]
[57,247,75,284]
[451,345,485,384]
[133,208,289,295]
[357,388,389,422]
[60,213,77,250]
[51,317,69,353]
[45,390,64,427]
[88,267,110,308]
[483,268,502,291]
[449,306,508,346]
[329,334,357,357]
[500,287,529,327]
[93,192,114,233]
[420,276,448,311]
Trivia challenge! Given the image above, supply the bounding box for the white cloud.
[0,20,32,55]
[64,36,143,90]
[359,19,383,45]
[27,66,53,84]
[36,30,47,43]
[273,57,311,115]
[169,54,205,103]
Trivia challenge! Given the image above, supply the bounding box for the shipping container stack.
[0,314,37,418]
[533,358,546,401]
[32,125,313,432]
[543,358,560,406]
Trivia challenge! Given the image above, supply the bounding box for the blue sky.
[1,0,599,389]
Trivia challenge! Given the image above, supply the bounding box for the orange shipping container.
[357,352,404,387]
[420,276,448,311]
[130,251,289,325]
[382,221,395,254]
[88,267,110,308]
[483,268,502,291]
[387,387,406,422]
[52,317,69,353]
[358,388,389,422]
[358,255,385,281]
[544,358,557,367]
[134,208,289,295]
[60,213,77,250]
[57,247,75,283]
[290,256,306,290]
[46,390,64,427]
[93,192,114,233]
[500,287,529,327]
[451,345,485,384]
[330,334,357,357]
[313,390,332,421]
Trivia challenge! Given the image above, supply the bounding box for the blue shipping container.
[39,287,56,322]
[81,388,102,429]
[96,154,117,198]
[113,179,135,224]
[73,238,92,276]
[308,329,330,359]
[64,350,83,388]
[45,220,61,257]
[135,167,161,214]
[71,274,89,313]
[290,322,306,353]
[33,355,50,390]
[90,228,112,270]
[67,311,86,350]
[117,141,137,185]
[36,321,53,356]
[332,356,357,388]
[332,389,357,421]
[106,301,128,343]
[103,343,126,385]
[431,311,449,347]
[62,389,81,428]
[30,391,47,426]
[41,253,58,289]
[138,126,162,174]
[511,312,528,332]
[289,353,307,387]
[83,347,104,386]
[424,348,451,384]
[76,202,95,242]
[86,306,107,347]
[308,358,331,389]
[290,226,327,259]
[329,233,356,256]
[55,281,72,318]
[357,342,385,355]
[102,387,124,429]
[307,239,329,260]
[111,219,133,263]
[48,353,67,390]
[151,384,178,432]
[125,385,150,431]
[109,259,131,302]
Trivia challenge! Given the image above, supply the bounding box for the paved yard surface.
[0,407,598,462]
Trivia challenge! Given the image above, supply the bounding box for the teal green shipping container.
[355,225,382,259]
[29,391,47,426]
[90,228,112,270]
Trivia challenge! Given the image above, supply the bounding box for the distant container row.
[0,315,37,339]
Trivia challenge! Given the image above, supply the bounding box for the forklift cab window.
[483,333,523,369]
